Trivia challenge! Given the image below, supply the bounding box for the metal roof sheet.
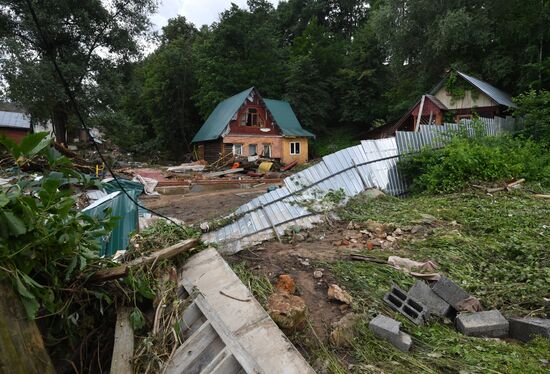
[263,99,315,138]
[191,87,254,143]
[430,71,516,108]
[0,110,31,129]
[203,117,511,254]
[456,71,516,108]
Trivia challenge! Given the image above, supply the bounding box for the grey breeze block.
[508,317,550,342]
[408,280,453,318]
[384,284,428,325]
[455,310,509,338]
[369,315,412,352]
[430,276,471,309]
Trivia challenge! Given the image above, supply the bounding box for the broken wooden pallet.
[164,248,314,374]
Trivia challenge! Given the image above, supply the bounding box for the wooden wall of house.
[197,140,224,163]
[0,128,29,143]
[433,87,496,110]
[227,98,281,136]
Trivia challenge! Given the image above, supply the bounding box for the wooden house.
[367,71,516,137]
[0,110,31,143]
[191,88,315,164]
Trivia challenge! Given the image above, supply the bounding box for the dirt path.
[141,187,267,224]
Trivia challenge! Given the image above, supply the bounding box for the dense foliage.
[0,0,156,143]
[399,123,550,193]
[514,89,550,147]
[3,0,548,159]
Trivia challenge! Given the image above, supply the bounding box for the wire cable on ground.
[24,0,187,230]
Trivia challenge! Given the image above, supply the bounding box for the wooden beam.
[93,239,199,281]
[110,306,134,374]
[0,282,56,374]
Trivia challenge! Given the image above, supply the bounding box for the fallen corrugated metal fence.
[203,116,514,254]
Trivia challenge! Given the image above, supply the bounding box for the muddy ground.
[141,187,267,224]
[227,221,367,341]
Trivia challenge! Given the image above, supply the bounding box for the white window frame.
[262,143,271,157]
[233,144,243,156]
[248,144,257,156]
[290,141,301,155]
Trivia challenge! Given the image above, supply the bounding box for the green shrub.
[399,131,550,193]
[514,90,550,147]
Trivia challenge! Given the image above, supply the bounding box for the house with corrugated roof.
[367,70,516,137]
[191,87,315,164]
[0,110,32,143]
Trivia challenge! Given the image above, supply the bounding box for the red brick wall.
[0,128,29,143]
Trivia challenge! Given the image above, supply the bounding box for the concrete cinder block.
[369,315,412,352]
[431,276,470,309]
[509,317,550,342]
[455,310,509,338]
[408,281,453,318]
[384,284,428,325]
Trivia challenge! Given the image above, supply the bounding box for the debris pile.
[370,274,550,351]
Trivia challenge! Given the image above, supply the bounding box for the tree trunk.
[0,282,56,374]
[52,104,68,145]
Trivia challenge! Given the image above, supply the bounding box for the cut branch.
[92,239,199,281]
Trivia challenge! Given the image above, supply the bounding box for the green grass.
[231,261,274,306]
[326,190,550,373]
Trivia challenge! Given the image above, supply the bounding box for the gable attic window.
[240,107,260,126]
[290,141,300,155]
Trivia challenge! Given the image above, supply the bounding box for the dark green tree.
[193,0,286,117]
[0,0,155,143]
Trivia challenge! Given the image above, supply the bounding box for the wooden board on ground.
[165,248,315,374]
[110,306,134,374]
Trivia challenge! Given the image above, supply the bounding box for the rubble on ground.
[327,284,353,305]
[369,315,412,352]
[330,313,361,347]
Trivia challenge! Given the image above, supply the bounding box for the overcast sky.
[151,0,280,30]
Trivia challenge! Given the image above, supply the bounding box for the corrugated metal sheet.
[0,110,31,129]
[204,117,513,254]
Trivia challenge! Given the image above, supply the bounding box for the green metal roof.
[263,99,315,138]
[191,88,314,143]
[191,87,254,143]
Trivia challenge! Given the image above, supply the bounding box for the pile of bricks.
[370,275,550,352]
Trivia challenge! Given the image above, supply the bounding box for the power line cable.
[23,0,188,230]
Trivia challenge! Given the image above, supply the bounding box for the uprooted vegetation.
[0,133,203,372]
[233,189,550,373]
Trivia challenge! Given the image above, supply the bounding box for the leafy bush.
[399,130,550,193]
[514,90,550,147]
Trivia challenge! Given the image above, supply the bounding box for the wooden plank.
[210,353,243,374]
[204,168,244,178]
[110,305,134,374]
[0,282,56,374]
[93,238,198,281]
[534,194,550,199]
[262,205,281,243]
[180,302,206,341]
[165,321,221,374]
[197,347,230,374]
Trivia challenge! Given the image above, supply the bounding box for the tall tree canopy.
[0,0,156,143]
[2,0,549,158]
